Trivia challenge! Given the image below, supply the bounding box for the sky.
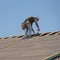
[0,0,60,38]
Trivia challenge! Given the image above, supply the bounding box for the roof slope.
[0,31,60,60]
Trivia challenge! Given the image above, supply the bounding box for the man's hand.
[38,28,40,31]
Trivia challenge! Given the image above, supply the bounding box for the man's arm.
[35,20,40,31]
[31,27,35,33]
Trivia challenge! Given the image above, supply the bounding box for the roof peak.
[0,31,60,40]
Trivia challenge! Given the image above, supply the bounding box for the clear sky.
[0,0,60,38]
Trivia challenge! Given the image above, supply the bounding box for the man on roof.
[21,16,40,38]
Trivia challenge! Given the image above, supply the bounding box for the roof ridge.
[0,31,60,40]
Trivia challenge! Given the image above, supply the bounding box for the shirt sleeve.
[35,19,39,29]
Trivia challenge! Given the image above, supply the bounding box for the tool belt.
[21,23,26,30]
[21,20,31,30]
